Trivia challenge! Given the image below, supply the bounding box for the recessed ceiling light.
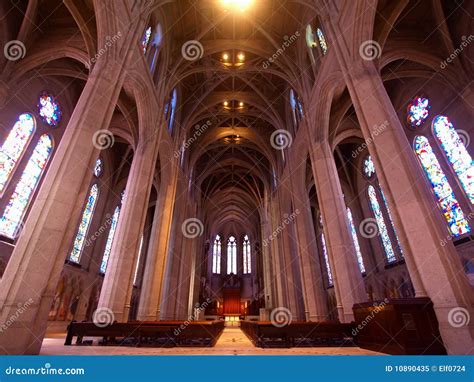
[224,101,229,106]
[237,53,245,61]
[222,53,229,60]
[239,102,244,107]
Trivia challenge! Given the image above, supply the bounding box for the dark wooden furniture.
[352,297,447,355]
[65,320,225,348]
[240,321,355,348]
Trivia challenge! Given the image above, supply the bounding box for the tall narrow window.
[133,234,144,286]
[320,231,333,286]
[69,184,99,263]
[212,235,221,274]
[368,185,397,263]
[316,28,328,55]
[227,236,237,275]
[414,136,470,236]
[243,235,251,274]
[100,206,120,274]
[167,89,177,132]
[0,134,53,238]
[433,115,474,203]
[0,113,36,193]
[346,208,366,273]
[141,26,152,54]
[379,187,403,256]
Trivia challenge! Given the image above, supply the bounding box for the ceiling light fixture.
[221,0,254,12]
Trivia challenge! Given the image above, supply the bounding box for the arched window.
[212,235,221,274]
[319,216,333,286]
[289,89,304,130]
[100,206,120,274]
[433,115,474,203]
[363,155,375,178]
[243,235,251,274]
[316,28,328,55]
[38,92,62,127]
[407,96,430,128]
[368,185,397,263]
[94,158,103,177]
[69,183,99,263]
[141,26,152,54]
[0,113,36,193]
[0,134,53,239]
[227,236,237,275]
[414,135,470,237]
[346,208,366,273]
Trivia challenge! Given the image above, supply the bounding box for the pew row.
[240,321,355,348]
[65,320,225,347]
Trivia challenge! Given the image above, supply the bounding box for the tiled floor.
[40,328,383,355]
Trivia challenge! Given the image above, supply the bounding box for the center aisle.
[214,327,255,350]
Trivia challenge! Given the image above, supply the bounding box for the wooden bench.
[65,320,225,347]
[241,321,355,348]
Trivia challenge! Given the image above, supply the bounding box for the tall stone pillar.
[310,142,367,322]
[0,8,141,353]
[323,10,474,353]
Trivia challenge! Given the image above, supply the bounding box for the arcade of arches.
[0,0,473,355]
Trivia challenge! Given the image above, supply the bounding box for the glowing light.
[223,101,229,107]
[222,53,229,60]
[239,102,244,107]
[237,53,245,61]
[221,0,253,11]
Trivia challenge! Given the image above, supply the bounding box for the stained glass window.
[316,28,328,55]
[363,155,375,178]
[38,92,61,127]
[69,184,99,263]
[243,235,251,274]
[346,208,366,273]
[433,115,474,204]
[414,135,470,237]
[407,96,430,128]
[142,26,152,54]
[0,134,53,239]
[100,206,120,274]
[320,232,333,286]
[167,89,177,132]
[0,113,35,193]
[227,236,237,275]
[212,235,221,274]
[94,158,103,177]
[306,25,317,48]
[379,187,403,256]
[368,185,397,263]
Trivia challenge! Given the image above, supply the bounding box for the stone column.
[310,142,367,322]
[0,13,140,353]
[324,15,474,352]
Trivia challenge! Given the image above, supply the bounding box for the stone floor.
[40,328,383,355]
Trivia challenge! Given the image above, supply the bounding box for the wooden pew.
[241,321,355,348]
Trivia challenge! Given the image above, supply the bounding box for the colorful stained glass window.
[0,113,35,193]
[407,96,430,128]
[0,134,53,239]
[346,208,366,273]
[94,158,103,177]
[316,28,328,55]
[414,136,470,237]
[379,187,404,256]
[69,184,99,263]
[363,155,375,178]
[368,185,397,263]
[142,26,152,54]
[433,115,474,204]
[38,93,61,127]
[100,206,120,274]
[212,235,221,274]
[320,232,333,286]
[243,235,251,274]
[227,236,237,275]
